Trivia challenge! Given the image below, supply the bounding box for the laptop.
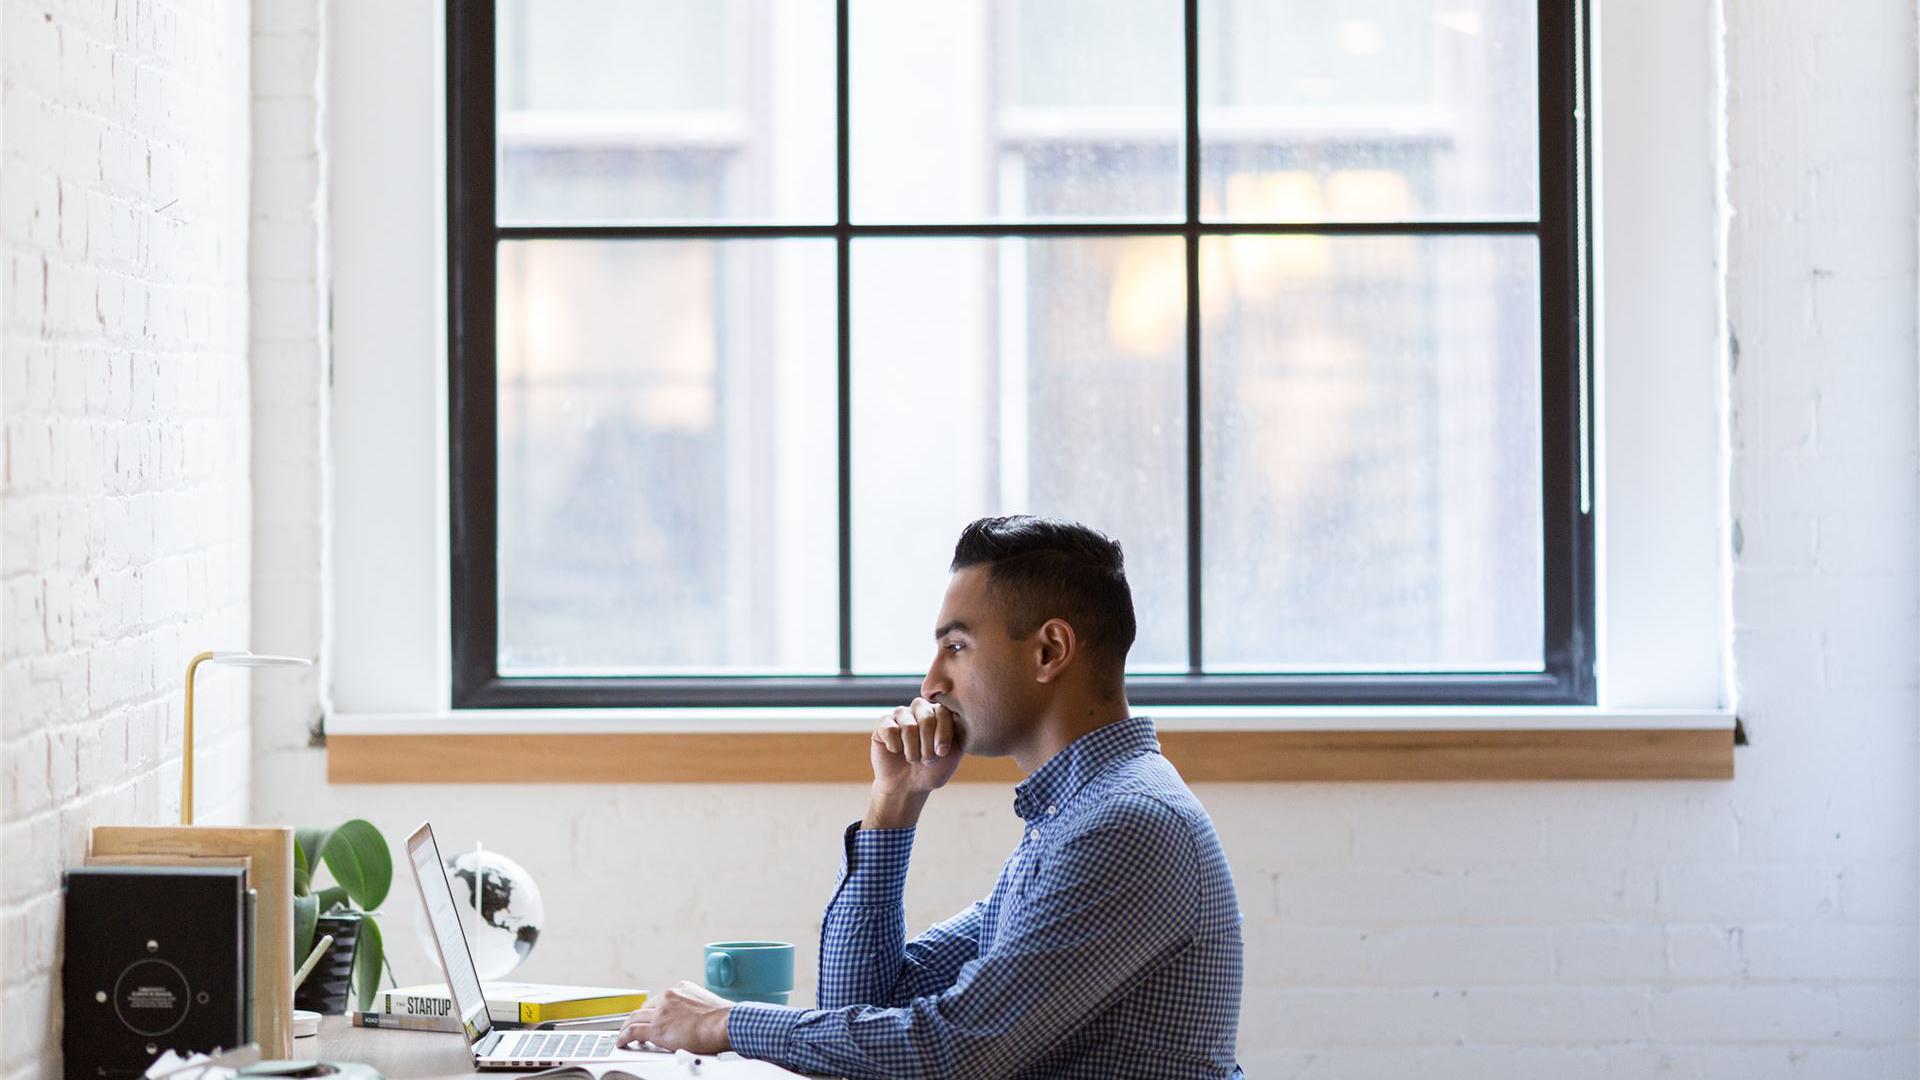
[406,821,664,1070]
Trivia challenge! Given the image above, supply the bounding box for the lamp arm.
[182,650,216,825]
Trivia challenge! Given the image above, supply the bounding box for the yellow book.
[380,981,648,1026]
[516,988,649,1024]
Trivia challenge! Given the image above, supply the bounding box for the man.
[622,515,1245,1078]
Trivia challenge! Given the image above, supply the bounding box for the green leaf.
[293,841,311,897]
[293,892,319,975]
[295,827,334,896]
[315,885,350,914]
[320,820,393,912]
[352,915,384,1013]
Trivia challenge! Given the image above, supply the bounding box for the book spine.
[352,1010,463,1033]
[380,991,461,1021]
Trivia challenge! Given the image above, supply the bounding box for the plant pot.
[294,913,363,1015]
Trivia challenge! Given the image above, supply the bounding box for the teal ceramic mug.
[704,941,795,1005]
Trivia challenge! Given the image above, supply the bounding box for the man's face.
[920,566,1043,758]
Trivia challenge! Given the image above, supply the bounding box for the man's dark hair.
[950,515,1137,686]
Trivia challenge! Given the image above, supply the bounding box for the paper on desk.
[145,1051,211,1080]
[528,1053,808,1079]
[142,1052,240,1080]
[143,1045,260,1080]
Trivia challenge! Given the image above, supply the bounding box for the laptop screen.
[406,823,492,1044]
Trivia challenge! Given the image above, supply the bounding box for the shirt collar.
[1012,716,1160,823]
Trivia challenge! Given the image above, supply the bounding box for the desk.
[311,1016,478,1080]
[310,1016,836,1080]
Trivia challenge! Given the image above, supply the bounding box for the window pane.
[497,239,839,673]
[496,0,836,225]
[851,0,1184,223]
[1200,0,1538,222]
[850,237,1188,674]
[1201,234,1543,670]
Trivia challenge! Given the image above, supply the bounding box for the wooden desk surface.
[311,1015,481,1080]
[310,1015,835,1080]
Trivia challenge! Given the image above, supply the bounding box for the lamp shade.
[205,652,313,668]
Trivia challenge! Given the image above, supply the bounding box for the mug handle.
[705,951,734,989]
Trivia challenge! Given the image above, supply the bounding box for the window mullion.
[835,0,854,676]
[1184,0,1203,676]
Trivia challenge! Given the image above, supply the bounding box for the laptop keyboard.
[503,1032,618,1060]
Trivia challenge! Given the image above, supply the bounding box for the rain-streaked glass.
[851,0,1184,223]
[849,237,1188,674]
[496,239,840,673]
[1201,234,1543,670]
[1200,0,1538,222]
[496,0,836,225]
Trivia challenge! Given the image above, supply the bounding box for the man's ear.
[1032,619,1075,683]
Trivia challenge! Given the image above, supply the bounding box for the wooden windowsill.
[326,715,1734,783]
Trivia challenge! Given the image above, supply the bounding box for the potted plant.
[292,818,393,1014]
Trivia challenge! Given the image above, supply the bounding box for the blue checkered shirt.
[728,716,1244,1079]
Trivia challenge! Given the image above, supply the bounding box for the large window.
[448,0,1593,708]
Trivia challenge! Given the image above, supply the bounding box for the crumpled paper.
[143,1045,260,1080]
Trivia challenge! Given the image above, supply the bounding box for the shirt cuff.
[834,820,915,907]
[727,1001,805,1062]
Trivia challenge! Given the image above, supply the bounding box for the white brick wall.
[0,2,253,1077]
[246,0,327,748]
[222,0,1900,1076]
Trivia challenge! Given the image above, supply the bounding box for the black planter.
[294,913,363,1015]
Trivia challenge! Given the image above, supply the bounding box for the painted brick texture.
[0,2,253,1077]
[246,0,327,744]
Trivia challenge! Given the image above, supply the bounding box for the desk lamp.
[182,650,312,824]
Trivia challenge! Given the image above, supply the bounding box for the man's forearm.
[863,787,930,830]
[820,818,916,1010]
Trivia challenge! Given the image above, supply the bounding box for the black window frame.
[448,0,1596,709]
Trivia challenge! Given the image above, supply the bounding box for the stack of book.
[87,826,299,1057]
[350,982,649,1031]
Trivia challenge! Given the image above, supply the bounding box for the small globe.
[418,848,545,980]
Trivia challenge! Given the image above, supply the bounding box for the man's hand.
[865,698,964,829]
[617,981,733,1055]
